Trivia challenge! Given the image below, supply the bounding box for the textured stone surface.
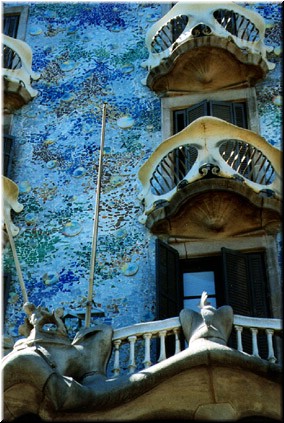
[2,338,281,421]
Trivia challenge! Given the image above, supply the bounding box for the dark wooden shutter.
[209,100,234,123]
[233,103,247,128]
[222,247,270,357]
[174,110,187,133]
[247,253,270,317]
[174,100,247,134]
[156,238,181,319]
[156,239,181,358]
[174,101,207,134]
[3,134,15,177]
[186,100,207,125]
[222,247,253,316]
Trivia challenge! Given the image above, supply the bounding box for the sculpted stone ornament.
[2,176,24,246]
[3,302,114,416]
[180,291,233,345]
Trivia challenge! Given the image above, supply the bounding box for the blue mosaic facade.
[3,2,282,340]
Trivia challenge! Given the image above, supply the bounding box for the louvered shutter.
[186,100,207,125]
[3,134,15,177]
[174,110,187,133]
[222,247,253,315]
[156,239,181,358]
[173,99,207,133]
[209,100,234,123]
[156,239,181,319]
[174,100,247,133]
[248,253,270,316]
[233,103,247,128]
[222,247,253,353]
[222,247,270,357]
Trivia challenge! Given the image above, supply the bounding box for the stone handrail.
[2,34,40,98]
[142,2,274,72]
[138,117,282,222]
[109,314,282,376]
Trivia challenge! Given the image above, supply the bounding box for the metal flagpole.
[85,103,107,328]
[4,210,29,303]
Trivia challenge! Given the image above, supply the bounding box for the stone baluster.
[113,339,122,377]
[234,325,243,352]
[143,332,152,368]
[265,328,276,363]
[250,327,260,357]
[173,328,181,355]
[128,335,137,374]
[158,330,167,362]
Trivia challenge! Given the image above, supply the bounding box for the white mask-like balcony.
[141,3,275,93]
[138,117,282,237]
[2,34,40,112]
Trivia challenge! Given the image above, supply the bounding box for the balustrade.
[109,314,282,377]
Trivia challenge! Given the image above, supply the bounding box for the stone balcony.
[141,3,275,93]
[138,117,282,236]
[2,34,40,112]
[2,307,282,421]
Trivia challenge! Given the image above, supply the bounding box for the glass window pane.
[183,271,215,296]
[183,298,200,313]
[183,297,217,313]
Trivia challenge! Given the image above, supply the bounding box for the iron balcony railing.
[142,3,274,72]
[2,34,40,101]
[151,9,260,55]
[149,140,276,197]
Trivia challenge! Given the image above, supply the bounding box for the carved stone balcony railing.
[108,315,282,377]
[138,117,282,234]
[141,3,275,93]
[2,34,40,112]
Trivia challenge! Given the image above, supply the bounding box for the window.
[161,88,260,140]
[3,13,20,37]
[3,14,20,69]
[173,99,247,133]
[171,99,249,182]
[181,257,223,313]
[3,6,29,171]
[156,239,273,357]
[160,90,261,185]
[3,5,29,41]
[3,6,29,69]
[2,134,15,177]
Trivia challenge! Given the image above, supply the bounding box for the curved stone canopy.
[146,179,282,238]
[146,38,269,93]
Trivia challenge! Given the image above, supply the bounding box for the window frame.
[161,87,260,140]
[3,5,29,41]
[156,237,281,358]
[171,235,281,319]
